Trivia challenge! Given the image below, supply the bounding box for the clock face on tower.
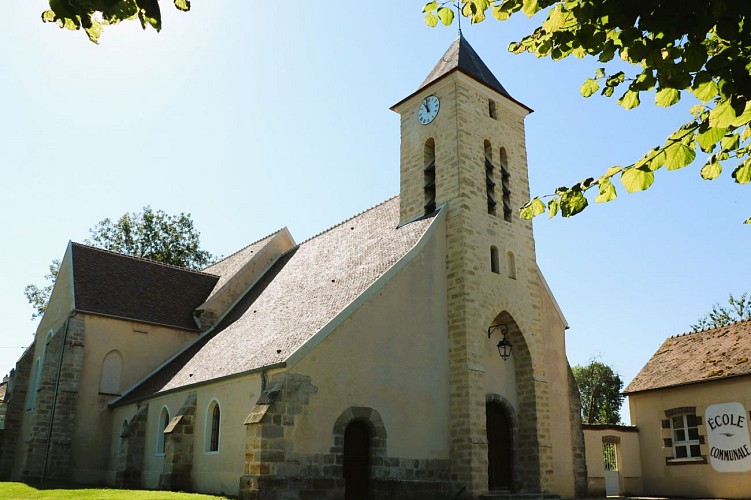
[417,95,440,125]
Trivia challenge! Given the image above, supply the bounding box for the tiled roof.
[116,196,438,404]
[71,244,219,331]
[420,33,514,102]
[624,320,751,394]
[201,232,279,300]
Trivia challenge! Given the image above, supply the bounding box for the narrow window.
[500,148,512,222]
[206,400,221,452]
[488,99,497,119]
[671,414,701,458]
[490,246,500,274]
[507,252,516,280]
[157,407,170,456]
[118,419,129,456]
[424,139,436,214]
[99,350,123,395]
[485,140,497,216]
[26,358,41,410]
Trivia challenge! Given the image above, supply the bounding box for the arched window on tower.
[507,251,517,279]
[424,139,436,214]
[99,350,123,395]
[485,141,497,216]
[499,148,512,222]
[490,246,500,274]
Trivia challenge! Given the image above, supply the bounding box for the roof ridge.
[296,195,399,247]
[671,318,751,339]
[71,242,219,277]
[202,229,283,270]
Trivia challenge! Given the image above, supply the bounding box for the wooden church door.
[344,420,370,499]
[486,402,513,491]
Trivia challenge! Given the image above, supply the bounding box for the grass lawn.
[0,483,232,499]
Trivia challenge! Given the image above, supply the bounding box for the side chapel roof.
[116,196,438,404]
[71,243,219,331]
[624,320,751,394]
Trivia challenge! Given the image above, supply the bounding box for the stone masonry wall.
[0,342,34,480]
[159,392,197,491]
[116,405,149,488]
[239,373,454,500]
[568,365,589,497]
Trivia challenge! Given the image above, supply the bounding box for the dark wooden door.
[487,402,513,491]
[344,420,370,500]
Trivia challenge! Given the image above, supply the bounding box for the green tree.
[25,206,215,319]
[423,0,751,223]
[41,0,190,43]
[690,292,751,332]
[572,360,624,424]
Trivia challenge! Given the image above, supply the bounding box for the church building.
[0,35,587,499]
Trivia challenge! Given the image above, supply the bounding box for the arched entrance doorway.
[344,420,370,499]
[486,402,513,491]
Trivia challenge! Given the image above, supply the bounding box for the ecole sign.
[705,402,751,472]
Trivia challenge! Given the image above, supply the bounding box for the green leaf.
[437,7,454,26]
[174,0,190,12]
[655,88,680,107]
[492,5,511,20]
[603,166,623,178]
[732,159,751,184]
[559,190,588,217]
[548,198,560,218]
[648,149,667,171]
[580,78,600,97]
[424,13,439,27]
[691,72,719,103]
[710,99,737,128]
[520,197,546,219]
[664,141,695,171]
[618,90,640,110]
[731,102,751,128]
[697,126,726,152]
[744,217,751,225]
[742,126,751,141]
[595,179,617,203]
[700,158,722,180]
[522,0,539,17]
[422,1,438,13]
[721,133,740,152]
[620,166,654,193]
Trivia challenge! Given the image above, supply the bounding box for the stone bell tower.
[392,34,584,497]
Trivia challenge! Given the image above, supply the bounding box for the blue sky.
[2,1,749,423]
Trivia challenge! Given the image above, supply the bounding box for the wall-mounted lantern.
[487,323,512,361]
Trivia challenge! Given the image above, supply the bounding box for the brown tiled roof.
[201,232,279,300]
[71,244,219,331]
[116,196,438,404]
[624,320,751,394]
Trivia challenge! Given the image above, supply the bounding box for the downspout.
[41,310,76,482]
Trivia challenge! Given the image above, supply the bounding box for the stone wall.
[0,343,34,479]
[568,365,588,497]
[239,373,454,500]
[159,392,197,491]
[116,405,149,488]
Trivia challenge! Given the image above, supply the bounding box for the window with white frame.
[671,413,701,458]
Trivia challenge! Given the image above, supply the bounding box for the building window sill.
[666,456,706,465]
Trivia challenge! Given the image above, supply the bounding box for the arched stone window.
[424,139,436,214]
[205,399,221,453]
[485,140,497,216]
[499,148,511,222]
[99,350,123,395]
[157,406,170,456]
[490,246,500,274]
[507,251,517,280]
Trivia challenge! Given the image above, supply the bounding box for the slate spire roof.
[624,320,751,394]
[420,32,512,98]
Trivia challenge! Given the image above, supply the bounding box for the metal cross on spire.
[456,1,462,34]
